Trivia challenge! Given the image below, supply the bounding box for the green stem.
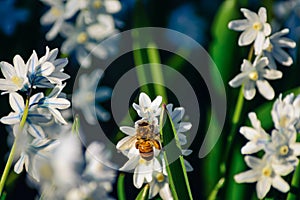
[117,173,126,200]
[0,98,30,196]
[286,161,300,200]
[147,42,167,101]
[208,177,225,200]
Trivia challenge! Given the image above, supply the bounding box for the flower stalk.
[0,97,30,196]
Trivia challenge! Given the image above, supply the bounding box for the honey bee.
[118,120,161,161]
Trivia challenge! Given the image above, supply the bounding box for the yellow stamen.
[253,22,262,31]
[93,0,102,9]
[156,173,165,183]
[279,145,289,156]
[279,116,289,128]
[265,43,273,52]
[139,158,146,164]
[50,7,61,17]
[248,71,258,81]
[11,76,23,87]
[262,166,272,177]
[77,32,88,44]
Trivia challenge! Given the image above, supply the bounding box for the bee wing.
[116,136,137,151]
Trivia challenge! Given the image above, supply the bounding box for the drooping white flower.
[133,92,162,122]
[166,104,192,146]
[239,112,270,154]
[229,56,282,100]
[72,69,112,124]
[234,155,293,199]
[0,55,29,93]
[228,7,271,55]
[263,28,296,69]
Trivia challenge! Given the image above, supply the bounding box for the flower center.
[279,116,289,128]
[252,22,262,31]
[156,173,165,183]
[77,32,88,44]
[139,158,146,164]
[262,166,272,177]
[279,145,289,156]
[248,71,258,81]
[50,7,61,17]
[93,0,102,8]
[11,76,23,87]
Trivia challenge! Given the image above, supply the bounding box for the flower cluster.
[40,0,121,68]
[31,130,116,200]
[0,47,70,179]
[234,93,300,199]
[228,7,296,100]
[116,93,193,199]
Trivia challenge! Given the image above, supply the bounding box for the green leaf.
[209,0,241,91]
[117,173,126,200]
[135,184,149,200]
[159,105,193,200]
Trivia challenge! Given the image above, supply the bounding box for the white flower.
[239,112,270,154]
[65,0,121,19]
[72,69,112,124]
[271,93,298,131]
[0,92,50,138]
[0,54,28,93]
[166,104,192,145]
[229,56,282,100]
[133,93,162,122]
[40,0,67,40]
[11,125,58,181]
[149,172,173,200]
[116,125,137,153]
[234,155,293,199]
[263,28,296,69]
[27,46,69,88]
[119,146,161,189]
[228,7,271,55]
[60,13,117,68]
[38,83,70,125]
[265,129,300,167]
[83,142,116,184]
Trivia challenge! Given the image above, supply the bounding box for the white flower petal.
[272,176,290,193]
[151,96,162,110]
[256,80,275,100]
[244,81,256,100]
[104,0,121,13]
[40,62,55,76]
[291,143,300,156]
[0,61,14,79]
[234,170,260,183]
[228,19,249,31]
[258,7,267,22]
[272,163,294,176]
[0,112,20,124]
[120,126,136,136]
[256,178,272,199]
[120,155,139,171]
[9,92,24,113]
[49,107,68,124]
[241,142,262,154]
[241,8,259,21]
[159,183,173,200]
[254,32,265,55]
[238,28,257,46]
[263,69,282,80]
[240,127,258,140]
[229,72,248,87]
[13,55,27,77]
[14,154,25,174]
[244,156,262,168]
[139,93,151,108]
[273,47,293,66]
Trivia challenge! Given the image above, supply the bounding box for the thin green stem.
[286,159,300,200]
[208,177,225,200]
[147,42,167,101]
[0,98,30,196]
[117,173,126,200]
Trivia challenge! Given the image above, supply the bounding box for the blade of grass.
[159,105,193,200]
[135,184,149,200]
[117,173,126,200]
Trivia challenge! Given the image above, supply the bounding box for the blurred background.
[0,0,300,199]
